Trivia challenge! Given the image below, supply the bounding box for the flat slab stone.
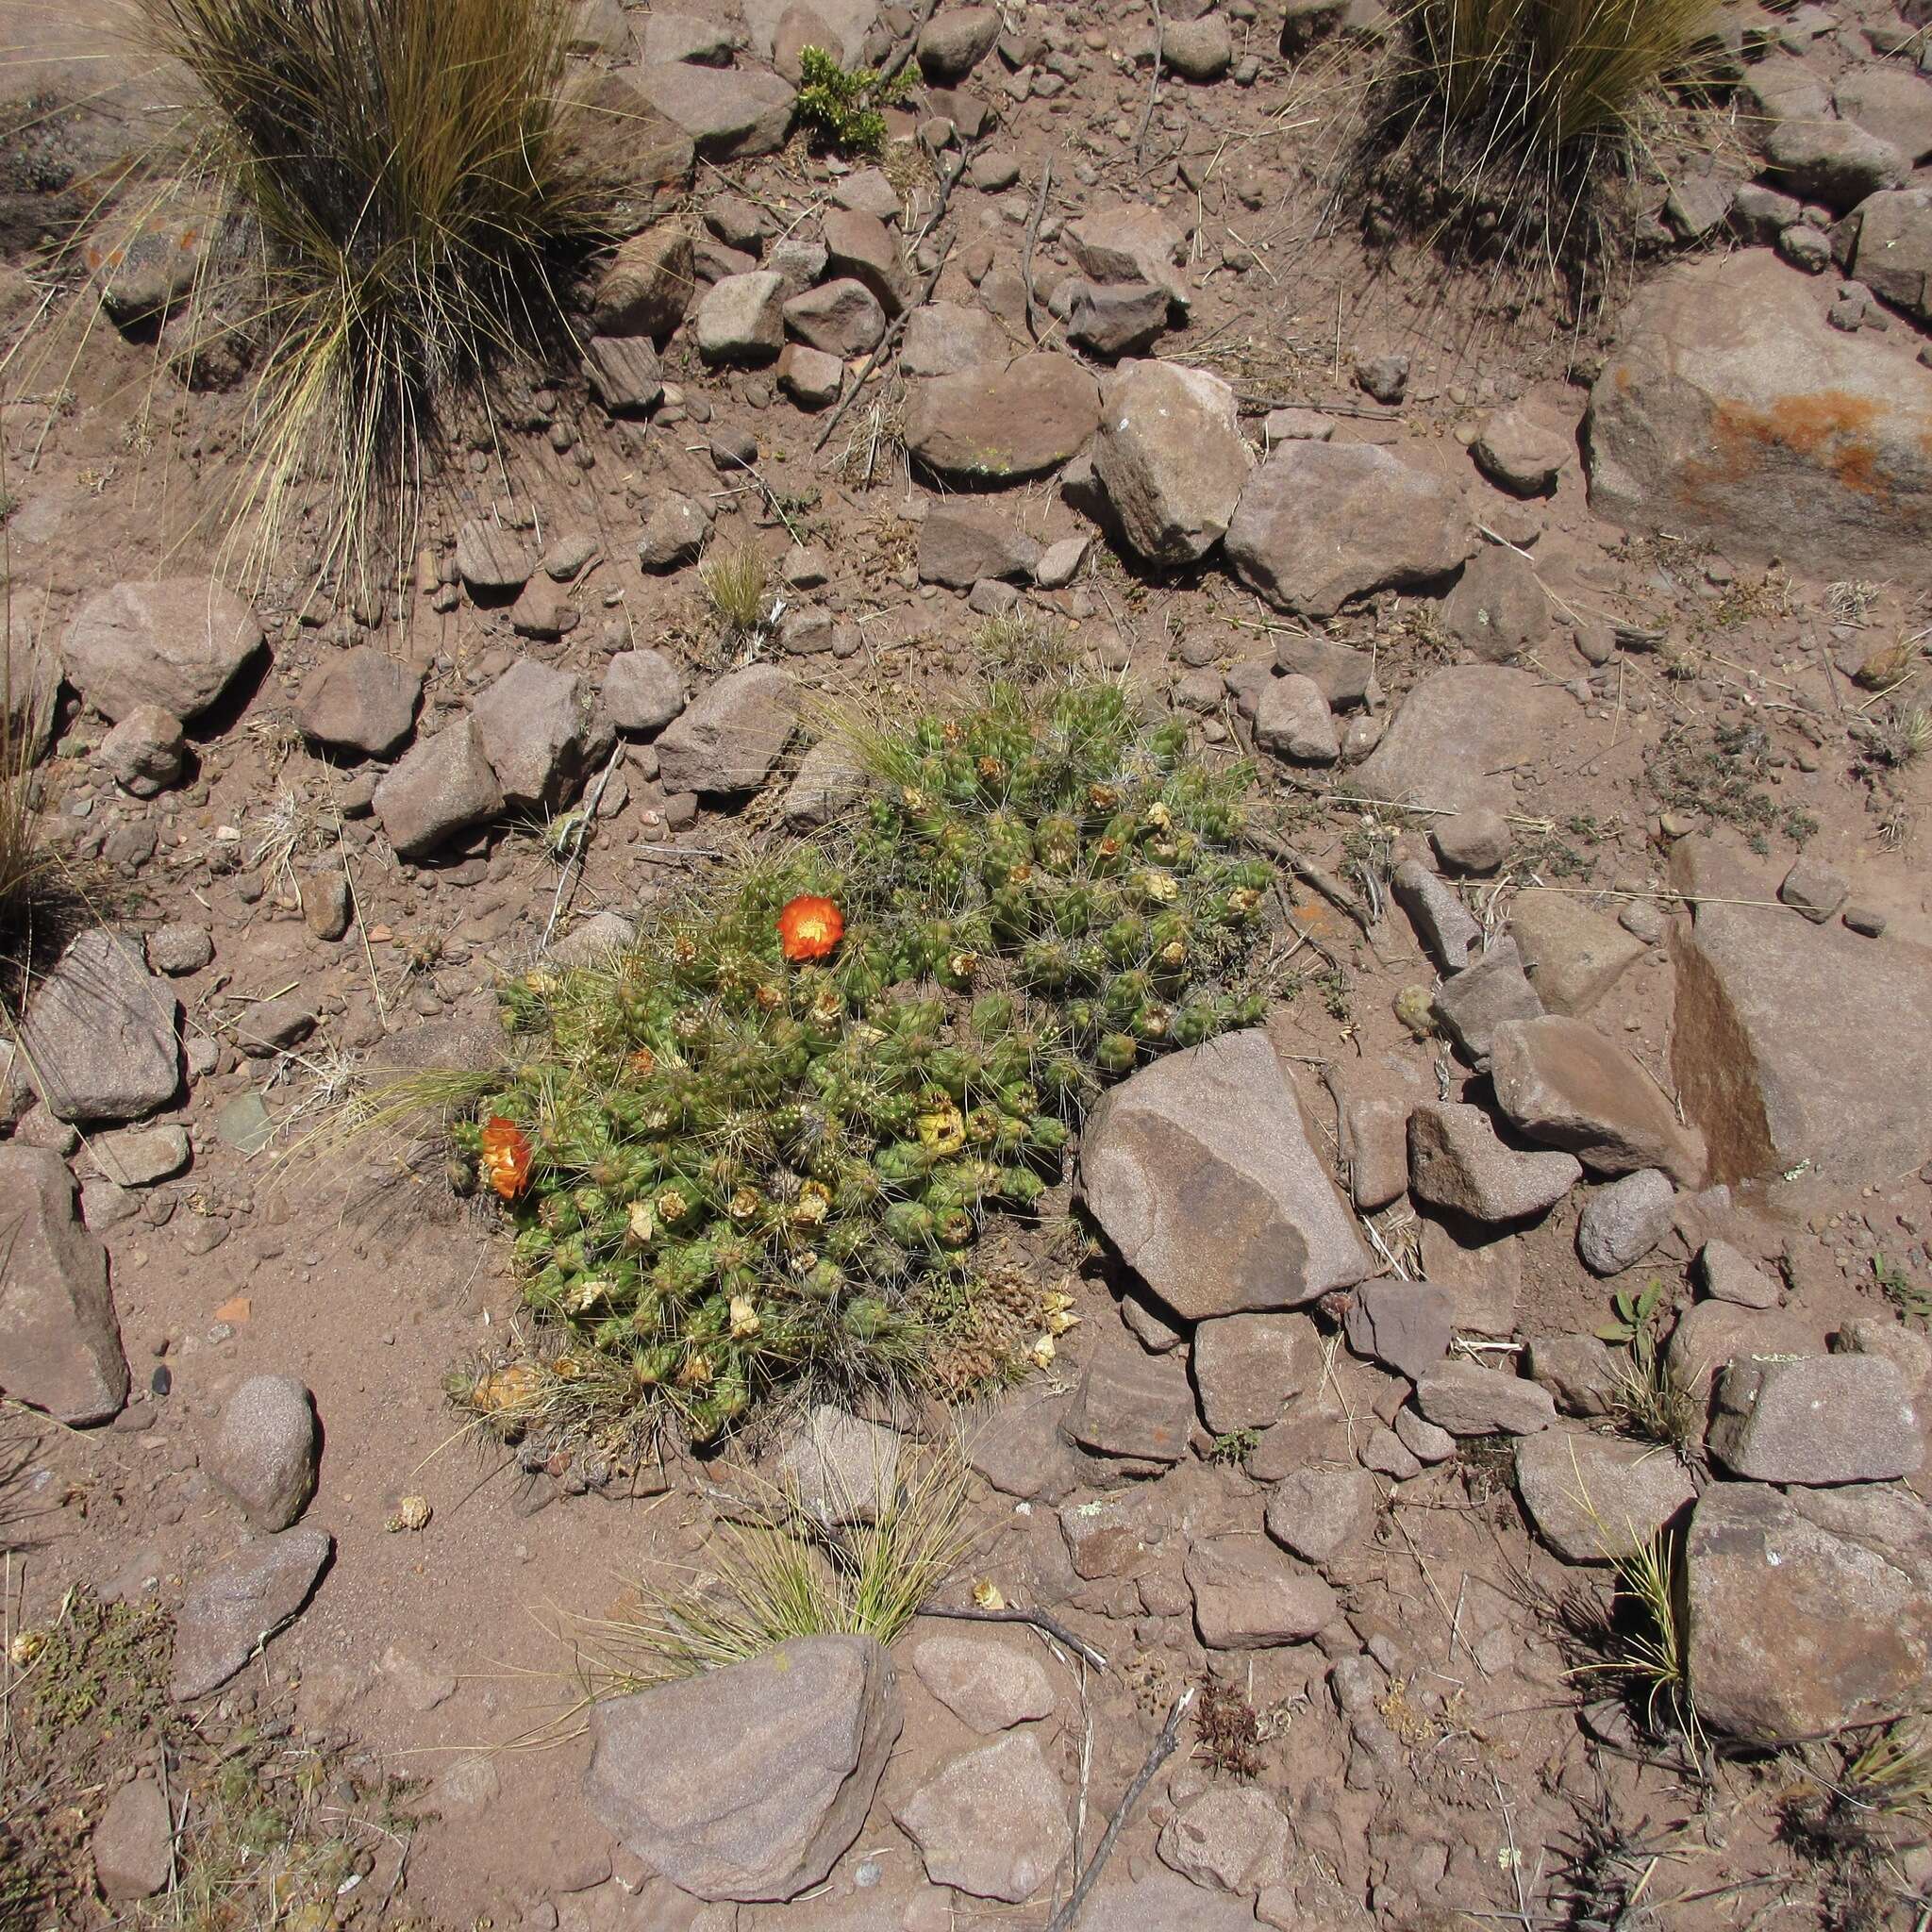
[892,1732,1067,1903]
[903,355,1102,484]
[1707,1354,1924,1484]
[1353,665,1569,816]
[1186,1533,1339,1647]
[1513,1429,1696,1562]
[171,1528,332,1699]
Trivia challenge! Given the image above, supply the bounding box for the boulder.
[902,302,1012,377]
[1585,248,1932,575]
[1707,1355,1924,1484]
[454,518,533,591]
[0,1145,126,1424]
[1762,117,1906,212]
[1697,1238,1780,1308]
[1686,1481,1932,1742]
[91,1124,190,1186]
[1524,1332,1623,1418]
[1063,1328,1195,1466]
[783,277,888,357]
[1091,360,1252,565]
[1186,1534,1339,1647]
[893,1732,1067,1902]
[1253,674,1338,764]
[209,1374,319,1530]
[20,928,179,1125]
[602,649,686,734]
[1274,633,1373,708]
[1507,888,1646,1016]
[1441,543,1548,661]
[1472,404,1574,495]
[1489,1015,1703,1182]
[545,910,637,969]
[742,0,876,64]
[588,221,694,338]
[909,1631,1055,1733]
[63,577,263,724]
[781,738,868,825]
[586,1636,899,1901]
[99,706,184,796]
[1064,206,1189,307]
[1343,1278,1453,1379]
[1834,67,1932,164]
[1513,1429,1696,1562]
[1077,1030,1372,1319]
[1668,839,1932,1184]
[1391,860,1482,972]
[696,270,787,362]
[171,1528,332,1699]
[472,659,609,810]
[916,502,1042,588]
[1407,1103,1580,1223]
[1065,278,1170,358]
[294,646,422,758]
[638,61,796,160]
[1224,441,1474,617]
[1576,1168,1675,1275]
[917,4,1000,78]
[1353,665,1566,816]
[583,334,664,413]
[639,491,714,570]
[1430,939,1543,1063]
[1162,12,1235,80]
[1837,188,1932,324]
[554,71,695,237]
[903,355,1103,483]
[1413,1359,1557,1436]
[653,664,796,794]
[1191,1310,1317,1434]
[822,208,910,317]
[372,718,505,858]
[1667,1297,1830,1400]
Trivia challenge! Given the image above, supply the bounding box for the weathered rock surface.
[1224,441,1474,617]
[903,355,1102,483]
[1191,1310,1316,1434]
[784,277,887,357]
[585,1637,900,1901]
[1431,940,1543,1064]
[1063,1328,1195,1466]
[696,270,787,362]
[1343,1279,1453,1379]
[1586,248,1932,574]
[1354,666,1567,816]
[472,659,609,811]
[1490,1015,1703,1183]
[1409,1103,1580,1223]
[1392,861,1483,972]
[1576,1169,1676,1275]
[653,665,796,793]
[638,62,796,160]
[1669,840,1932,1183]
[893,1731,1067,1902]
[1158,1784,1291,1895]
[210,1374,319,1530]
[373,719,506,858]
[1264,1467,1376,1566]
[602,649,686,734]
[1065,206,1189,307]
[64,578,263,724]
[172,1528,332,1699]
[92,1775,172,1901]
[0,1145,126,1424]
[1186,1534,1339,1647]
[1254,675,1338,764]
[909,1631,1055,1733]
[1078,1030,1372,1318]
[916,501,1042,588]
[21,929,179,1125]
[294,646,421,758]
[1837,187,1932,323]
[1686,1481,1932,1741]
[776,1405,900,1525]
[1092,359,1251,564]
[1707,1355,1924,1484]
[1514,1429,1696,1562]
[588,220,694,338]
[100,706,184,796]
[1413,1359,1557,1436]
[1508,888,1647,1017]
[1442,543,1548,661]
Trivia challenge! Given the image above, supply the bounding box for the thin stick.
[916,1602,1108,1671]
[812,237,957,456]
[541,742,625,950]
[1245,826,1374,933]
[1133,0,1165,168]
[1021,156,1054,343]
[1044,1688,1194,1932]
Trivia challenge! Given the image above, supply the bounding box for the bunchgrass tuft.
[570,1436,974,1690]
[1567,1523,1705,1755]
[435,677,1282,1456]
[137,0,611,587]
[700,541,771,640]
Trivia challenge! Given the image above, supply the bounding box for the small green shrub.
[1599,1282,1702,1459]
[794,45,912,155]
[436,679,1280,1450]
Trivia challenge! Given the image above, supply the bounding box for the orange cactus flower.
[777,894,844,962]
[479,1116,533,1200]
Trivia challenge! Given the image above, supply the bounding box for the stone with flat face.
[903,355,1102,484]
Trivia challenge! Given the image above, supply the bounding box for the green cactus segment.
[461,681,1280,1445]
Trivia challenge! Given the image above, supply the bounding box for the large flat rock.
[1586,247,1932,574]
[1352,665,1568,817]
[903,355,1102,484]
[1670,839,1932,1183]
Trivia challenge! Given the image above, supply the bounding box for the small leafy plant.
[428,679,1281,1453]
[1599,1281,1703,1459]
[794,44,913,155]
[1594,1278,1665,1347]
[1209,1426,1259,1466]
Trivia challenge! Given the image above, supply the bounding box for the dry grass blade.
[138,0,610,589]
[700,541,772,640]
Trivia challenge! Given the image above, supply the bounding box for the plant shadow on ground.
[0,1588,421,1930]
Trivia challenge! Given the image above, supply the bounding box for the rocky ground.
[4,0,1932,1925]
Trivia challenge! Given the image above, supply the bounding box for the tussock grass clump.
[1567,1524,1705,1754]
[139,0,609,583]
[1354,0,1717,274]
[700,541,771,640]
[437,679,1280,1450]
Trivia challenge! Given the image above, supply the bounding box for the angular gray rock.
[92,1775,172,1902]
[1254,674,1338,764]
[544,910,636,968]
[638,491,714,571]
[653,665,796,794]
[822,208,910,318]
[294,646,422,758]
[639,61,796,160]
[916,501,1042,588]
[776,1405,900,1526]
[1063,1327,1195,1466]
[1065,277,1170,358]
[172,1528,332,1699]
[472,659,609,810]
[99,706,184,796]
[903,355,1102,484]
[780,738,868,825]
[1065,206,1190,307]
[1763,117,1905,212]
[1472,404,1574,495]
[1343,1278,1453,1379]
[1524,1331,1623,1417]
[1513,1429,1696,1562]
[583,333,664,412]
[1490,1015,1702,1183]
[1354,664,1567,816]
[63,577,263,724]
[1586,248,1932,575]
[1391,860,1482,972]
[1408,1103,1580,1223]
[783,277,888,357]
[1187,1534,1339,1647]
[21,928,179,1125]
[373,718,506,858]
[588,221,694,338]
[1507,888,1646,1017]
[1576,1169,1675,1275]
[0,1145,126,1424]
[1264,1467,1376,1566]
[909,1631,1055,1733]
[1077,1030,1372,1318]
[696,270,787,362]
[1707,1355,1923,1484]
[1697,1238,1780,1308]
[1686,1481,1932,1741]
[917,4,1000,78]
[1669,839,1932,1184]
[92,1124,190,1187]
[1413,1359,1557,1436]
[894,1731,1067,1902]
[1191,1309,1317,1434]
[1442,543,1548,661]
[586,1635,898,1901]
[1224,441,1474,618]
[902,301,1011,376]
[1092,359,1251,565]
[602,648,686,734]
[211,1374,319,1530]
[1158,1786,1291,1896]
[454,518,533,591]
[1430,939,1543,1063]
[1836,188,1932,324]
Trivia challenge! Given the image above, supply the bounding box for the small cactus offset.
[451,679,1281,1452]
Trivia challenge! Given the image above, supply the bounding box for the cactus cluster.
[453,680,1279,1448]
